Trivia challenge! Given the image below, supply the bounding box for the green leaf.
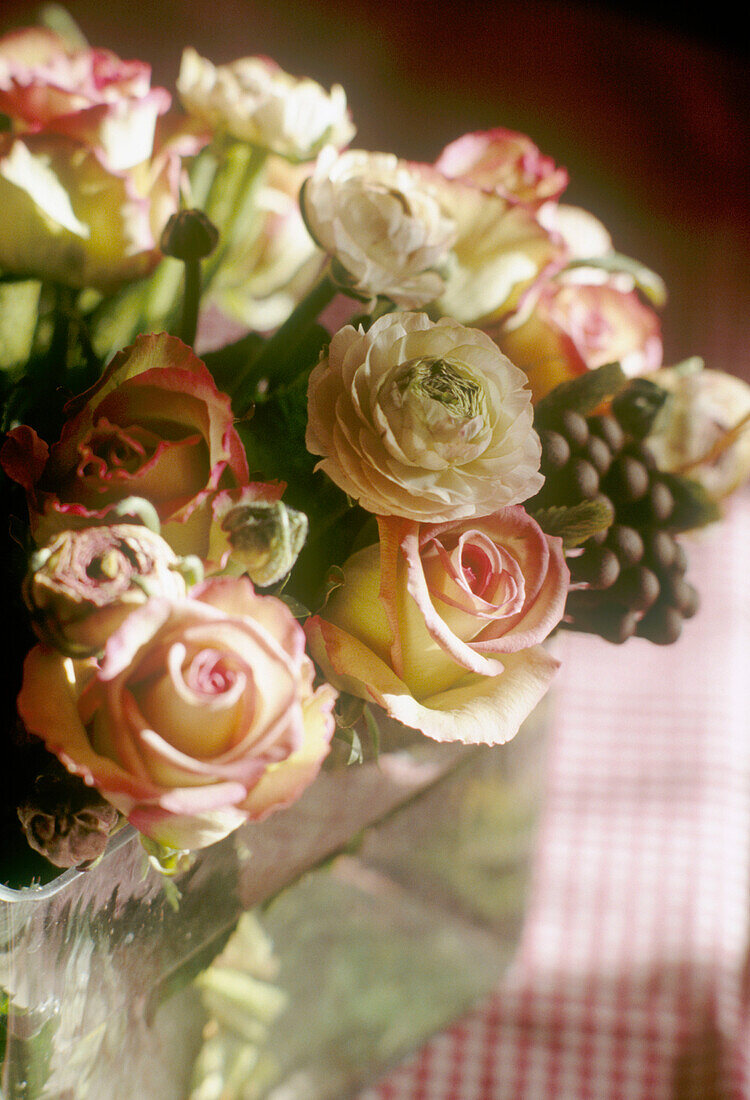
[567,251,667,307]
[534,361,627,427]
[318,565,345,610]
[531,498,615,548]
[277,592,310,619]
[362,704,381,761]
[671,355,704,376]
[658,472,722,533]
[36,4,89,46]
[332,726,364,765]
[0,279,41,371]
[611,377,669,439]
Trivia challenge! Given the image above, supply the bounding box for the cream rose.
[306,312,543,521]
[300,149,456,307]
[305,508,567,744]
[177,48,354,161]
[18,577,337,851]
[432,176,564,327]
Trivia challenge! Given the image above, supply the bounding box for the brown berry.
[540,430,571,472]
[636,603,683,645]
[559,410,589,450]
[612,565,661,612]
[588,414,625,453]
[583,434,613,476]
[570,545,621,589]
[604,455,650,502]
[643,529,676,572]
[606,524,644,567]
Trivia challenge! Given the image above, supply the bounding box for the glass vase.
[1,697,551,1100]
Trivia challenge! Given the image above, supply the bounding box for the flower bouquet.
[1,9,749,884]
[0,8,749,1091]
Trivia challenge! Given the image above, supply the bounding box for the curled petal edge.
[305,615,559,746]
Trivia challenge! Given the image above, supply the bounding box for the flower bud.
[24,524,190,657]
[160,208,220,261]
[219,499,308,586]
[17,771,120,869]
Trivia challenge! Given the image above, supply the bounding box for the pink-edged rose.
[1,333,249,556]
[18,577,337,850]
[0,28,195,289]
[0,27,170,169]
[305,506,568,745]
[497,271,663,403]
[435,128,568,208]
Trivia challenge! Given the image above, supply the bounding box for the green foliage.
[567,251,667,307]
[531,498,615,548]
[659,472,722,532]
[611,377,669,439]
[0,279,41,372]
[534,362,627,428]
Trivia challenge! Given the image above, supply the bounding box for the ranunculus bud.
[161,208,220,261]
[17,771,120,869]
[216,498,308,586]
[24,524,190,657]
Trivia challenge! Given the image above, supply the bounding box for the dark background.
[3,0,749,379]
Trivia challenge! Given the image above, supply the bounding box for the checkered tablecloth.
[359,489,750,1100]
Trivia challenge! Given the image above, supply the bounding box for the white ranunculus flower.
[300,149,457,308]
[306,312,543,522]
[177,49,355,161]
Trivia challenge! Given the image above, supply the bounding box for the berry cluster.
[533,404,699,645]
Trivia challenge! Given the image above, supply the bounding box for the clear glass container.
[0,701,550,1100]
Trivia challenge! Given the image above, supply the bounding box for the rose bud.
[17,771,120,869]
[211,497,308,586]
[24,524,190,657]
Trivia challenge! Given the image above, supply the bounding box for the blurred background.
[3,0,749,376]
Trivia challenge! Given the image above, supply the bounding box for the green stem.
[231,270,338,415]
[200,143,268,292]
[179,259,201,347]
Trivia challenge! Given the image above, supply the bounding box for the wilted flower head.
[306,311,543,522]
[17,770,120,869]
[24,522,192,656]
[300,148,457,307]
[177,48,354,161]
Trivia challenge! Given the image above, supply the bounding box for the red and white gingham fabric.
[360,488,750,1100]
